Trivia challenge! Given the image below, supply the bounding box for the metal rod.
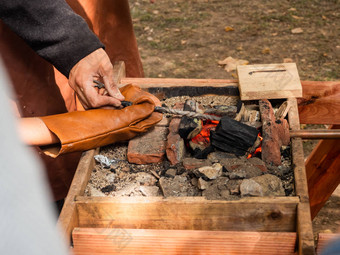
[154,106,221,121]
[289,129,340,139]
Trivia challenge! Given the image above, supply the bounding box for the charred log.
[210,116,258,156]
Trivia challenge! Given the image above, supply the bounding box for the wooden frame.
[72,228,297,255]
[58,72,321,254]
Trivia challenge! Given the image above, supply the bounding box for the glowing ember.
[191,120,219,146]
[247,133,263,159]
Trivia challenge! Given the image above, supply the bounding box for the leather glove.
[39,84,162,158]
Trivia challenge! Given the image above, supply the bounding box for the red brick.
[168,117,181,134]
[127,126,168,164]
[155,115,170,127]
[166,133,185,165]
[166,118,186,165]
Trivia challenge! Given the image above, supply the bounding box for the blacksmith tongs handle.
[93,80,132,108]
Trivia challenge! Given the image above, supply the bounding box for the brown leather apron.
[0,0,143,201]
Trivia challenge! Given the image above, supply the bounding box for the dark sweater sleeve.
[0,0,104,77]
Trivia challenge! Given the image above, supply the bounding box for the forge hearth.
[85,95,295,200]
[61,75,315,254]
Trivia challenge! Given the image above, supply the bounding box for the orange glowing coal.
[191,120,219,146]
[247,133,263,159]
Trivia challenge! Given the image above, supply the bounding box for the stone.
[245,157,268,173]
[159,176,198,197]
[202,182,220,200]
[207,151,238,163]
[197,177,209,190]
[114,182,141,197]
[247,157,265,166]
[197,163,223,180]
[240,179,262,196]
[127,126,168,164]
[200,177,238,200]
[220,190,231,199]
[182,158,212,170]
[191,177,198,187]
[267,165,284,177]
[226,179,242,195]
[219,157,247,171]
[216,177,229,190]
[228,165,262,179]
[165,168,177,178]
[240,174,285,197]
[139,186,160,196]
[229,170,247,179]
[135,172,157,186]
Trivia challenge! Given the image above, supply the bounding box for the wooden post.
[297,81,340,125]
[306,125,340,219]
[288,98,316,255]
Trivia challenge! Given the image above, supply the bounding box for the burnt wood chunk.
[259,99,290,166]
[210,116,258,156]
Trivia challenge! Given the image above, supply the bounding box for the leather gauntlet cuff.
[39,84,162,157]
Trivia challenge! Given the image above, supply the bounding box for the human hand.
[68,48,125,109]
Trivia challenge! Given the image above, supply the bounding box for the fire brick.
[166,117,186,165]
[127,126,168,164]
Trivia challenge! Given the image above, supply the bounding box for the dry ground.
[130,0,339,80]
[129,0,340,240]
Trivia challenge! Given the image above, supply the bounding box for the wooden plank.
[57,149,98,245]
[72,228,297,255]
[75,196,298,232]
[113,61,126,85]
[237,63,302,100]
[306,125,340,219]
[298,81,340,124]
[288,98,310,201]
[297,203,316,255]
[317,233,340,255]
[121,77,239,87]
[288,98,316,255]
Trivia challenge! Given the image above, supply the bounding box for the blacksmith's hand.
[68,48,125,109]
